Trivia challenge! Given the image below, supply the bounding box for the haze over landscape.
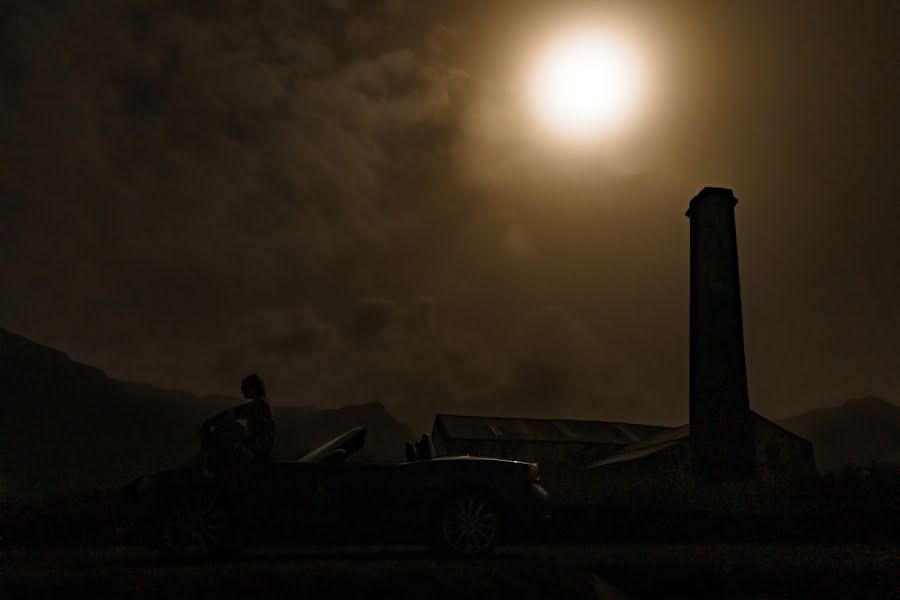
[1,0,898,473]
[3,326,898,500]
[2,5,899,599]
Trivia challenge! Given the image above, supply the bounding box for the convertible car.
[116,428,548,558]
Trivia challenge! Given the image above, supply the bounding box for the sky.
[1,0,898,429]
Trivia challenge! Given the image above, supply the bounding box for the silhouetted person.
[201,374,275,472]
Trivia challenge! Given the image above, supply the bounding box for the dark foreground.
[2,543,897,599]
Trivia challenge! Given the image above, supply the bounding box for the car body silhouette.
[117,427,549,558]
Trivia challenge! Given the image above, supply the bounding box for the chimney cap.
[686,187,737,217]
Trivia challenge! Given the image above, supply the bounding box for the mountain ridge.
[3,327,897,500]
[778,395,900,472]
[1,327,414,501]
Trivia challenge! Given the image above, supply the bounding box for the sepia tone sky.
[2,0,898,427]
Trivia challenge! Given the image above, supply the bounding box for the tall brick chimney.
[686,187,755,481]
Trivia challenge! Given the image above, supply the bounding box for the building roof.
[433,414,673,445]
[589,424,690,468]
[591,440,685,467]
[588,411,813,469]
[750,411,812,446]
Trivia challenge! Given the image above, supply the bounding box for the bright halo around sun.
[530,31,642,139]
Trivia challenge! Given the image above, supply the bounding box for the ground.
[2,544,897,599]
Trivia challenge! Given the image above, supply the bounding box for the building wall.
[433,417,818,508]
[437,439,622,468]
[433,437,628,505]
[752,415,818,488]
[582,444,695,507]
[584,429,816,511]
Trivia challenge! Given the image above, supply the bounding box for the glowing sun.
[530,32,642,138]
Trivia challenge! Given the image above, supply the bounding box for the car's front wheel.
[159,489,233,560]
[434,492,499,557]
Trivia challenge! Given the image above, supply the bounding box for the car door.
[240,461,325,542]
[316,463,413,541]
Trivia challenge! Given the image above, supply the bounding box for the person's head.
[241,373,266,400]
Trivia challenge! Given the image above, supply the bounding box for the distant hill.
[778,397,900,472]
[0,328,413,501]
[5,326,898,499]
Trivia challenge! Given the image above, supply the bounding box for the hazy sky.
[2,0,897,428]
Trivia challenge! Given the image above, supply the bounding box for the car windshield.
[297,427,367,463]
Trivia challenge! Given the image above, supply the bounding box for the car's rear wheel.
[160,489,232,560]
[434,492,499,557]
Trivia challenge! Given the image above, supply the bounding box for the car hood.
[428,455,532,466]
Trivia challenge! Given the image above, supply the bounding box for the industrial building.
[431,414,672,468]
[431,188,818,506]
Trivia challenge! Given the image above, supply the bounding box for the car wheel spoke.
[162,492,228,558]
[440,495,497,555]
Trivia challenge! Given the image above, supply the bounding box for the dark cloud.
[507,362,572,412]
[409,296,436,332]
[214,296,647,431]
[0,0,471,385]
[1,0,897,428]
[256,308,332,357]
[349,298,404,340]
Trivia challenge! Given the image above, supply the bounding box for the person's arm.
[203,401,252,429]
[230,401,252,420]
